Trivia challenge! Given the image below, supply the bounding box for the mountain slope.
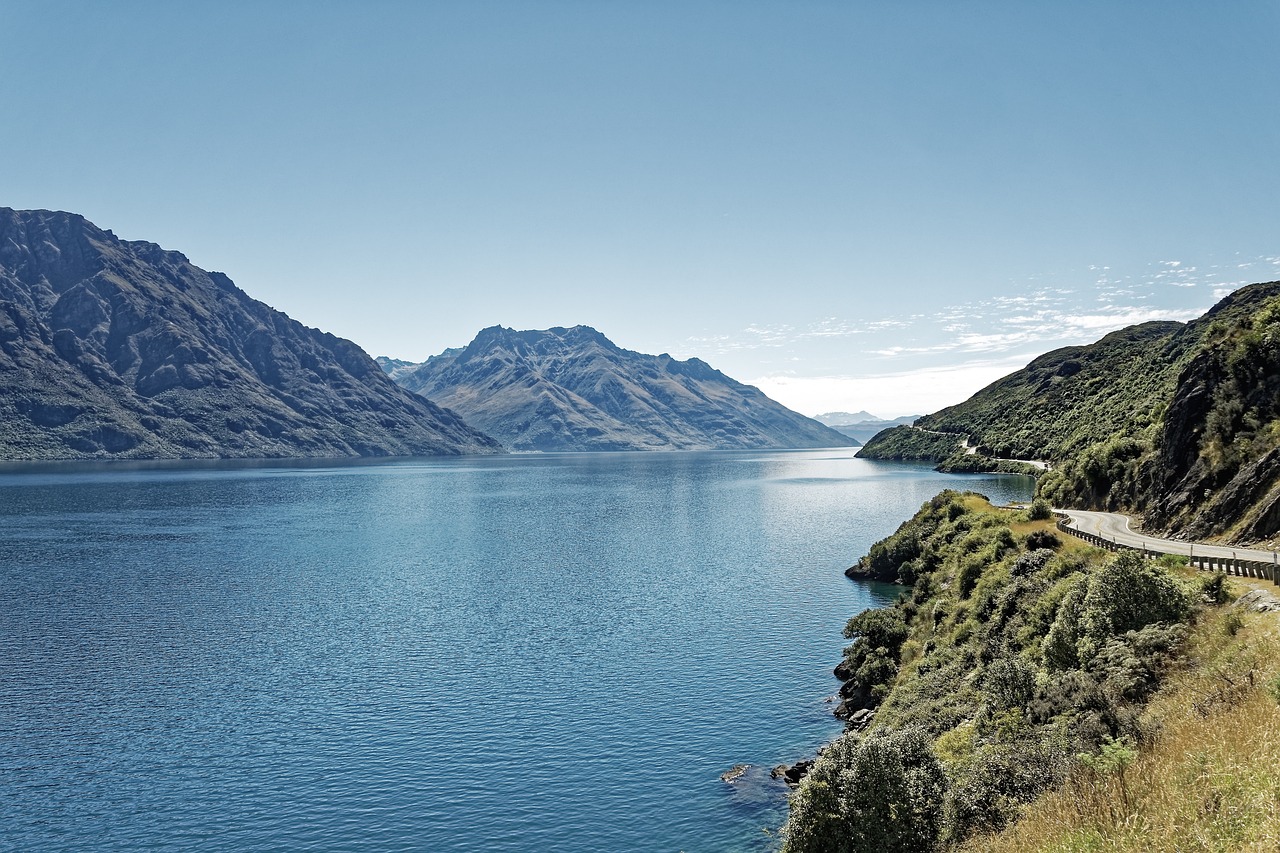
[389,325,855,451]
[860,281,1280,544]
[0,208,502,459]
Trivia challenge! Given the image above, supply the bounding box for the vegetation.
[785,492,1228,852]
[955,587,1280,853]
[859,321,1189,467]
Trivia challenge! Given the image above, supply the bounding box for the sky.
[3,2,1278,418]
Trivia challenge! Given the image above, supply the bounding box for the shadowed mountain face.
[0,208,502,459]
[388,325,856,451]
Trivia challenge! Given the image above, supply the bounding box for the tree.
[784,728,947,853]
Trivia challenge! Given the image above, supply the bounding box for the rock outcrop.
[0,208,502,459]
[386,324,856,452]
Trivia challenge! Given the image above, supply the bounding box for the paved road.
[1060,509,1279,563]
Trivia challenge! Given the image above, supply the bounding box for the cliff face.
[0,208,502,459]
[1141,285,1280,540]
[389,324,856,451]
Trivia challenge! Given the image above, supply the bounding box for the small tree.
[1028,498,1053,521]
[784,728,947,853]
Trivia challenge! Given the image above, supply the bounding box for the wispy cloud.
[685,252,1272,417]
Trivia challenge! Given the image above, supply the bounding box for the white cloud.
[749,355,1033,419]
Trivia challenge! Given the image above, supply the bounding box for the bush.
[1024,530,1061,551]
[982,656,1037,713]
[1012,547,1055,577]
[784,728,948,853]
[942,733,1069,841]
[1045,552,1191,668]
[1201,572,1228,604]
[840,608,910,704]
[1076,552,1191,662]
[1222,611,1245,637]
[1043,577,1088,670]
[1028,498,1053,521]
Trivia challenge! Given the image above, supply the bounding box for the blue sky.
[4,2,1278,417]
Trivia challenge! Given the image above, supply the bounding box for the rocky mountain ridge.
[386,325,855,451]
[0,208,502,459]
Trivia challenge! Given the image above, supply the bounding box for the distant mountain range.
[813,412,919,444]
[0,208,501,459]
[813,410,879,426]
[861,280,1280,544]
[380,326,856,451]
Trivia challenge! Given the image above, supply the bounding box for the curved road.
[910,425,1051,470]
[1060,509,1280,564]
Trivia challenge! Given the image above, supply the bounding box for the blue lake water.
[0,448,1034,852]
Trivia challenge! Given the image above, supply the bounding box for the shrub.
[1076,552,1191,663]
[1012,547,1055,577]
[1045,553,1191,668]
[843,607,908,650]
[942,732,1069,842]
[1222,611,1245,637]
[1043,577,1088,670]
[1028,498,1053,521]
[1201,572,1228,604]
[982,656,1037,713]
[784,728,948,853]
[1024,529,1061,551]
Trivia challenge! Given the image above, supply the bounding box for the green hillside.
[860,281,1280,545]
[782,492,1234,852]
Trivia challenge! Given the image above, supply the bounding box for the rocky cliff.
[0,208,502,459]
[386,325,855,451]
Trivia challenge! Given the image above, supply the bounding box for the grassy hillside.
[958,591,1280,852]
[781,491,1254,852]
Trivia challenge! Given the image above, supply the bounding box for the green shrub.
[1012,547,1055,577]
[843,607,908,650]
[1028,498,1053,521]
[982,656,1037,713]
[1024,529,1061,551]
[942,732,1069,841]
[784,728,948,853]
[1076,552,1191,662]
[1201,572,1228,604]
[1043,577,1088,670]
[1222,611,1245,636]
[1044,553,1191,668]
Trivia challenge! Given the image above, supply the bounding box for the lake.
[0,448,1034,852]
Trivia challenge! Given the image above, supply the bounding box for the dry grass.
[960,587,1280,853]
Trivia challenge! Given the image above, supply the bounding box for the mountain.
[824,414,919,444]
[814,410,879,426]
[386,325,856,451]
[860,281,1280,544]
[0,208,502,459]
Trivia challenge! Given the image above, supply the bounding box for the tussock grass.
[962,592,1280,853]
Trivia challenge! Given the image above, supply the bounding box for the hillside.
[386,325,855,451]
[0,208,502,459]
[782,492,1265,852]
[860,281,1280,544]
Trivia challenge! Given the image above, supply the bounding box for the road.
[910,425,1052,470]
[1059,509,1279,563]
